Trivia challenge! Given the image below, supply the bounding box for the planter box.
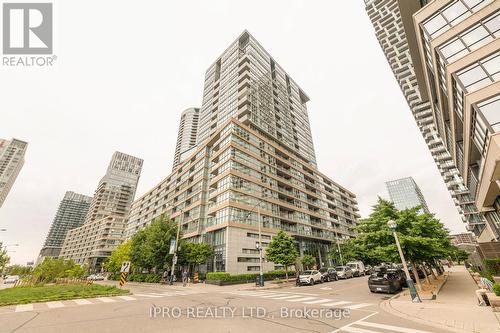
[205,279,254,286]
[486,292,500,312]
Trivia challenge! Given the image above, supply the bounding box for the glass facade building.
[365,0,494,237]
[386,177,431,214]
[126,31,360,274]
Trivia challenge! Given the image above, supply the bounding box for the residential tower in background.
[0,138,27,208]
[60,152,143,270]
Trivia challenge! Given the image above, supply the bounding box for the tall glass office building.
[386,177,431,214]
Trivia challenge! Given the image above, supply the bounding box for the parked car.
[296,270,323,286]
[365,265,373,275]
[368,267,402,294]
[335,266,353,279]
[87,274,105,281]
[4,275,20,284]
[346,261,366,277]
[319,267,338,282]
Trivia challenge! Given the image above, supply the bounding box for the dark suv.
[319,268,338,282]
[368,266,403,294]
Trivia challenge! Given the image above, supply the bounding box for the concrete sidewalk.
[382,265,500,333]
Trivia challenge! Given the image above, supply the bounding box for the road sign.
[119,272,127,287]
[120,261,131,273]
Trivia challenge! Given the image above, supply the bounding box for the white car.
[297,270,322,286]
[87,274,105,281]
[4,275,20,284]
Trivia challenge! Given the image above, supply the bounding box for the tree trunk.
[429,263,437,279]
[285,265,288,280]
[422,263,431,285]
[411,262,423,291]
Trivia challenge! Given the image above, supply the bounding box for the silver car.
[335,266,353,279]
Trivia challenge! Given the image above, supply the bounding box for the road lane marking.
[344,303,372,310]
[320,287,333,290]
[341,326,378,333]
[15,304,33,312]
[331,312,379,333]
[134,294,163,298]
[271,295,306,300]
[260,294,290,298]
[320,301,351,307]
[357,321,433,333]
[287,297,316,302]
[46,301,64,309]
[304,299,334,304]
[96,297,116,303]
[73,299,92,305]
[116,296,135,301]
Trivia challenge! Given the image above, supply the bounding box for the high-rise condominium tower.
[39,191,92,260]
[60,152,143,270]
[411,0,500,240]
[173,107,200,170]
[126,31,360,274]
[196,31,317,166]
[364,0,495,238]
[386,177,431,214]
[0,138,27,208]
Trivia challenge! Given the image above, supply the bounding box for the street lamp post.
[332,228,344,266]
[166,204,184,285]
[243,195,267,287]
[387,220,421,303]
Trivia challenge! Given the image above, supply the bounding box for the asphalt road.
[0,276,450,333]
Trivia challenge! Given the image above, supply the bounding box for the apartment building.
[0,138,27,208]
[60,152,143,270]
[451,232,477,245]
[173,108,200,170]
[39,191,92,260]
[412,0,500,240]
[386,177,431,213]
[126,31,360,274]
[365,0,491,237]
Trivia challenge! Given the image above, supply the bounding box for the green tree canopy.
[130,215,179,271]
[302,255,316,270]
[184,242,214,272]
[265,230,298,279]
[0,243,10,273]
[329,198,454,288]
[33,257,87,283]
[104,241,131,273]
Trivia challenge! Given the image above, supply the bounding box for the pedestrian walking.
[182,270,188,287]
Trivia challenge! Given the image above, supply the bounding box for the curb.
[380,275,473,333]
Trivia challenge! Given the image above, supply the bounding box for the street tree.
[302,255,316,270]
[339,198,455,290]
[0,243,9,273]
[130,215,178,271]
[104,241,131,273]
[265,230,298,279]
[184,242,214,274]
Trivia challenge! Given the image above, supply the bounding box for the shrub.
[484,259,500,276]
[206,270,293,282]
[494,284,500,297]
[33,257,87,283]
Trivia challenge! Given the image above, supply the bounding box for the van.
[346,261,366,277]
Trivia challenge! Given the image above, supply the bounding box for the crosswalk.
[2,289,205,314]
[335,319,434,333]
[223,290,373,310]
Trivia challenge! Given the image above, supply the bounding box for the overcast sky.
[0,0,467,265]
